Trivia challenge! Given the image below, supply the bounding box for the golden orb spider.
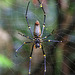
[15,0,62,75]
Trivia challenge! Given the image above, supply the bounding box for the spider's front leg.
[29,44,34,75]
[15,42,33,57]
[43,39,62,43]
[41,45,46,75]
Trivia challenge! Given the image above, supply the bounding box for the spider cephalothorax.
[15,0,62,75]
[33,38,42,48]
[34,38,40,47]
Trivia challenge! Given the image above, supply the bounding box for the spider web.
[0,0,75,75]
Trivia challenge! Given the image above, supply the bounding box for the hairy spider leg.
[42,30,54,39]
[29,44,34,75]
[15,43,24,57]
[25,1,34,37]
[38,0,46,37]
[18,32,33,40]
[41,45,46,75]
[43,39,62,43]
[15,42,32,57]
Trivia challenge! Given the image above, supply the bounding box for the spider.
[15,0,62,75]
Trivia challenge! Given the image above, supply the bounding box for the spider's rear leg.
[42,30,54,39]
[38,0,46,37]
[18,32,33,40]
[25,1,34,37]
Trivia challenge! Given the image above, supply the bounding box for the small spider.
[15,0,62,75]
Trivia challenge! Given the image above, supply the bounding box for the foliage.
[0,54,13,68]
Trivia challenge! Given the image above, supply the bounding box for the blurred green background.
[0,0,75,75]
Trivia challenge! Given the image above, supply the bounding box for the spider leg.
[18,32,33,40]
[42,30,54,39]
[25,1,34,37]
[41,45,46,75]
[15,42,33,57]
[43,39,62,43]
[38,0,46,37]
[29,44,34,75]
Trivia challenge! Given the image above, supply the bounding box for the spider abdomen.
[34,20,41,37]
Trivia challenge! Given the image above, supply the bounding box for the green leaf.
[0,54,13,68]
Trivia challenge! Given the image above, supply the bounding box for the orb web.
[0,0,75,75]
